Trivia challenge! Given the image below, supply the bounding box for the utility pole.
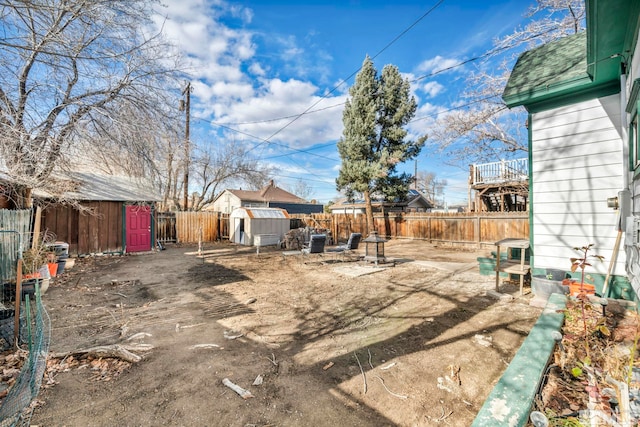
[414,159,418,190]
[180,82,191,211]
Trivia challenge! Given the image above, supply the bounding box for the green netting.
[0,285,51,427]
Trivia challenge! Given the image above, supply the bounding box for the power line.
[244,0,446,153]
[184,7,558,167]
[189,113,338,162]
[189,93,498,166]
[370,0,445,62]
[202,40,519,129]
[222,102,345,126]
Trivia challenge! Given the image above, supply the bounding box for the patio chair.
[282,234,327,262]
[325,232,362,261]
[301,234,327,262]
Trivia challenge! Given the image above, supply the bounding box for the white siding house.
[211,180,323,214]
[531,96,626,275]
[503,1,640,299]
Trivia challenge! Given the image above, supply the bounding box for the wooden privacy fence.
[290,212,529,246]
[160,211,528,247]
[157,211,229,243]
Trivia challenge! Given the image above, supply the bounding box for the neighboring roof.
[230,207,290,219]
[219,180,308,204]
[503,32,590,108]
[33,172,161,202]
[329,190,433,210]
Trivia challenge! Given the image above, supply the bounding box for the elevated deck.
[470,158,529,212]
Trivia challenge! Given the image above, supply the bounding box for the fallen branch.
[224,331,244,340]
[49,344,148,363]
[436,407,453,423]
[222,378,254,399]
[267,353,278,366]
[374,375,408,400]
[354,352,367,394]
[367,349,374,370]
[179,323,205,330]
[126,332,152,341]
[190,344,220,350]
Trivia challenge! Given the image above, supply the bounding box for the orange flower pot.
[47,262,57,278]
[569,281,595,297]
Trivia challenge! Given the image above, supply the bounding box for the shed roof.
[34,172,161,202]
[230,207,290,219]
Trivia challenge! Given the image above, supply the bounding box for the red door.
[126,205,151,252]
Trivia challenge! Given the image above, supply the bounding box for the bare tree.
[188,141,273,212]
[288,179,315,202]
[74,100,181,175]
[0,0,181,207]
[432,0,585,164]
[415,171,447,207]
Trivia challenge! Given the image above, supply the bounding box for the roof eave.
[515,79,619,114]
[503,75,593,109]
[587,0,638,82]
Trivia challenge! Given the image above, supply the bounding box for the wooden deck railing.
[472,158,528,185]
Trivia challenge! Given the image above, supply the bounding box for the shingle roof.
[329,190,432,210]
[503,32,588,107]
[228,180,306,204]
[33,172,161,202]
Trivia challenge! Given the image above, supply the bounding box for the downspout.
[618,67,631,232]
[620,70,630,192]
[527,113,534,268]
[613,66,631,292]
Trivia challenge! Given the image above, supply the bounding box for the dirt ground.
[29,239,542,427]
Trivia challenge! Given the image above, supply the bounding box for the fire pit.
[363,231,387,265]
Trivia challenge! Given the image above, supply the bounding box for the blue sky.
[153,0,531,206]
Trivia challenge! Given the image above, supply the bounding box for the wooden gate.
[156,212,177,243]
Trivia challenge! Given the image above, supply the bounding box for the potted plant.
[17,244,51,297]
[21,247,46,279]
[568,243,603,297]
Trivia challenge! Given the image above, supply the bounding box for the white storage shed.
[229,208,290,246]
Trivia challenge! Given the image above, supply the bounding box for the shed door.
[126,205,151,252]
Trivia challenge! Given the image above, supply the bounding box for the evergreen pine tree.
[337,56,427,233]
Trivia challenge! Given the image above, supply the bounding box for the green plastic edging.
[471,293,566,427]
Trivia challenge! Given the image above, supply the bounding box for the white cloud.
[408,102,448,139]
[152,0,345,152]
[422,81,445,98]
[155,0,256,84]
[214,78,346,148]
[248,62,266,76]
[416,55,461,75]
